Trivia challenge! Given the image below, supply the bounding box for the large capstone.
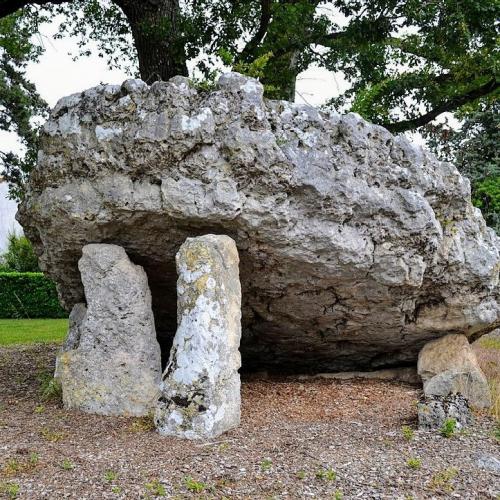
[155,234,241,439]
[19,72,500,372]
[56,244,162,416]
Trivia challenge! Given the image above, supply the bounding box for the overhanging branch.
[383,79,499,133]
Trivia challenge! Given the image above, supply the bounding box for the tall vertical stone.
[155,235,242,439]
[57,244,162,416]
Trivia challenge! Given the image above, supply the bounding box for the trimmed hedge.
[0,272,67,319]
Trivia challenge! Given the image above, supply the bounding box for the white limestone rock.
[155,235,242,439]
[418,334,491,408]
[57,244,162,416]
[19,72,500,372]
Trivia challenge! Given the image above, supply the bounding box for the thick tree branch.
[0,0,71,18]
[237,0,272,63]
[383,79,499,133]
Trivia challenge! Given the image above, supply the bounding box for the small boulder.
[155,235,242,439]
[418,334,491,408]
[57,244,162,416]
[417,393,472,430]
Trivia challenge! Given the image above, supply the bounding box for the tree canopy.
[0,0,499,201]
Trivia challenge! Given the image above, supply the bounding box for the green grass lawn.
[0,318,68,345]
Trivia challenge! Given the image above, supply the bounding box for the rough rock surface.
[155,235,241,439]
[417,394,472,430]
[19,72,500,371]
[57,244,162,416]
[418,334,491,407]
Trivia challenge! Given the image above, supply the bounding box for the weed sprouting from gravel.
[428,467,458,492]
[401,425,414,441]
[33,405,45,414]
[38,373,62,402]
[315,468,337,481]
[184,476,206,493]
[406,457,422,470]
[440,418,457,438]
[145,479,166,496]
[60,459,74,471]
[129,413,155,432]
[260,458,273,471]
[104,470,118,482]
[40,427,65,442]
[0,481,20,499]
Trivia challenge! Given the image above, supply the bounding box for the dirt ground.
[0,343,498,499]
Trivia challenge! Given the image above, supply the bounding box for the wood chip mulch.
[0,343,498,499]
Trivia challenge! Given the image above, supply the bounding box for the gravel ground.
[0,343,498,499]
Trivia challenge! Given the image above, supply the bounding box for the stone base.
[418,334,491,408]
[417,394,473,430]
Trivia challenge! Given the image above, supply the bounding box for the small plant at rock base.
[401,425,414,441]
[315,468,337,481]
[440,418,457,438]
[260,458,273,471]
[184,476,206,493]
[111,485,122,494]
[296,470,306,480]
[60,458,74,471]
[145,479,166,497]
[407,457,422,470]
[34,405,45,414]
[104,470,118,482]
[0,481,20,499]
[38,373,62,402]
[333,490,343,499]
[429,467,458,492]
[130,413,155,432]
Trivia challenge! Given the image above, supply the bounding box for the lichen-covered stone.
[417,394,472,430]
[155,234,241,439]
[57,244,162,416]
[18,72,500,371]
[418,334,491,408]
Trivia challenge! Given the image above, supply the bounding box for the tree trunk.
[114,0,188,83]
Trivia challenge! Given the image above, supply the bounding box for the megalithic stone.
[56,244,162,416]
[155,234,242,439]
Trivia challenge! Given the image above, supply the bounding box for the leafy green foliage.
[440,418,457,438]
[406,457,422,469]
[0,272,66,318]
[401,425,414,441]
[0,232,39,272]
[423,102,499,234]
[0,9,49,199]
[145,479,166,497]
[183,476,206,493]
[38,372,62,401]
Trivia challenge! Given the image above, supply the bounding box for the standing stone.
[57,244,162,416]
[155,235,242,439]
[418,334,491,408]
